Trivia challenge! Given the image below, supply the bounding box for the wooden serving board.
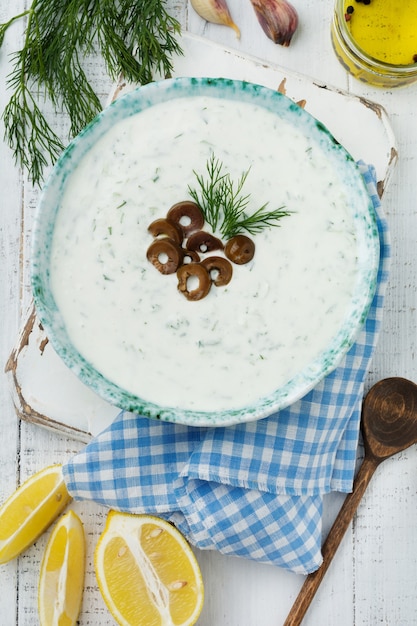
[5,33,398,441]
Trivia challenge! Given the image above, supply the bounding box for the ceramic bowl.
[32,77,380,427]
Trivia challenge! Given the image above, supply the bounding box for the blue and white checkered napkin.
[63,162,390,574]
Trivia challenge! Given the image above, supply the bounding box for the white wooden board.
[5,33,397,441]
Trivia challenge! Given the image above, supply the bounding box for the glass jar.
[331,0,417,88]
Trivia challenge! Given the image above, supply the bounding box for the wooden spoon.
[284,377,417,626]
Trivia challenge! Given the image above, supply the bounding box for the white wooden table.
[1,1,417,624]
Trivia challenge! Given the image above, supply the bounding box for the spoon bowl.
[284,377,417,626]
[362,377,417,457]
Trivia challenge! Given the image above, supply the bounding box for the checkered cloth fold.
[63,162,390,574]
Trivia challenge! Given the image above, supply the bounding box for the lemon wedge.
[95,511,204,626]
[38,509,85,626]
[0,464,72,564]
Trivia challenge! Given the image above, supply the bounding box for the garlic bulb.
[190,0,241,38]
[249,0,298,46]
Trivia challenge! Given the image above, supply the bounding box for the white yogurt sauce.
[50,95,359,412]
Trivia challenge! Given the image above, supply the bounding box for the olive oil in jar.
[332,0,417,87]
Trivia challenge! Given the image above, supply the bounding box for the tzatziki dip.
[49,93,363,415]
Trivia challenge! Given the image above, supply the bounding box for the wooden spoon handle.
[283,455,378,626]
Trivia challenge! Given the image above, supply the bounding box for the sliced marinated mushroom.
[177,262,211,301]
[201,256,233,286]
[148,218,184,245]
[187,230,224,254]
[167,201,205,235]
[225,234,255,265]
[147,238,184,274]
[182,249,201,264]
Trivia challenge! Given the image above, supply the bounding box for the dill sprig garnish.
[188,153,291,240]
[0,0,182,186]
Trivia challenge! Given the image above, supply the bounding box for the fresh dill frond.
[225,203,292,239]
[189,154,227,232]
[188,153,292,240]
[3,85,65,185]
[0,0,182,186]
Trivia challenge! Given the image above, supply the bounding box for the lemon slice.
[38,509,85,626]
[95,511,204,626]
[0,464,72,564]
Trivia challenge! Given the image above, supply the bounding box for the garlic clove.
[190,0,241,38]
[249,0,298,47]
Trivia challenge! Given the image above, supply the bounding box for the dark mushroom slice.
[225,234,255,265]
[146,238,184,275]
[167,201,205,236]
[177,262,211,301]
[148,218,184,245]
[182,249,201,264]
[201,256,233,286]
[187,230,224,254]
